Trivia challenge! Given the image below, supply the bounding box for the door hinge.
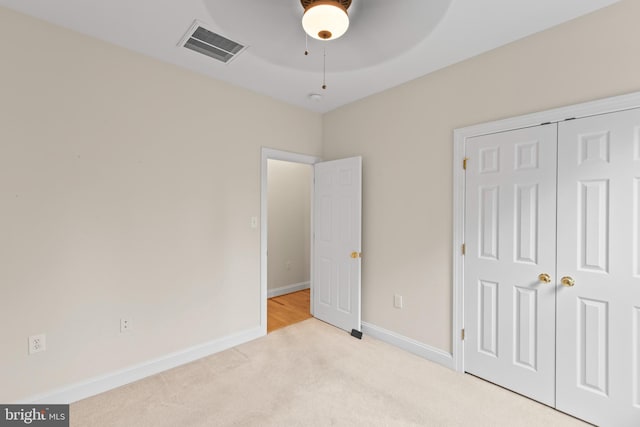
[463,158,468,170]
[461,328,465,340]
[461,243,466,255]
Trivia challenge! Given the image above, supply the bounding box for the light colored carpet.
[71,319,587,426]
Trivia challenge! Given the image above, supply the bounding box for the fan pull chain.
[322,48,327,90]
[304,34,309,56]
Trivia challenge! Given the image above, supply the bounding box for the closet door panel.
[464,125,557,406]
[557,108,640,427]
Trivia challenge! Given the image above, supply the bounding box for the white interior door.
[556,108,640,426]
[464,125,557,406]
[313,156,362,332]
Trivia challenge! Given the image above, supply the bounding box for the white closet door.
[556,109,640,427]
[464,125,557,406]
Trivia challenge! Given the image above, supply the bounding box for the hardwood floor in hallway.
[267,289,311,333]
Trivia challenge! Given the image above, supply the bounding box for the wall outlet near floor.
[28,334,46,354]
[394,294,403,309]
[120,318,132,333]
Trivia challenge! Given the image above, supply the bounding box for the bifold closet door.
[556,108,640,427]
[464,125,557,406]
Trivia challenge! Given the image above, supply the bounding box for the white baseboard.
[361,321,454,370]
[267,281,310,298]
[20,326,264,404]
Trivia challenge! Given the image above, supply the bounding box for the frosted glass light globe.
[302,3,349,41]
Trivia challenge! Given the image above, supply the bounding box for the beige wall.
[267,160,311,291]
[0,7,321,402]
[322,0,640,353]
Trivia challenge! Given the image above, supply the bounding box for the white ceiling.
[0,0,621,113]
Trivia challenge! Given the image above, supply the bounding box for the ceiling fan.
[201,0,451,93]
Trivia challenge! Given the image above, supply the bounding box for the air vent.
[180,21,247,64]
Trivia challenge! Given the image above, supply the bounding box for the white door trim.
[452,90,640,372]
[260,148,322,335]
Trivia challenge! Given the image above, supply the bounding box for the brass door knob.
[561,276,575,287]
[538,273,551,283]
[350,252,361,259]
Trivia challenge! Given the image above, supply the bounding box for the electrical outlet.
[394,294,403,309]
[28,334,46,354]
[250,216,258,229]
[120,318,132,333]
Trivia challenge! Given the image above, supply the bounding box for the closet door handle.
[561,276,575,287]
[538,273,551,283]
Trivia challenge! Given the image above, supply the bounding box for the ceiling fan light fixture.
[301,0,350,41]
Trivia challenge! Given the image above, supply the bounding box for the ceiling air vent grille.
[180,21,247,64]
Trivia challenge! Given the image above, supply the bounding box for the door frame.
[260,148,322,335]
[452,90,640,372]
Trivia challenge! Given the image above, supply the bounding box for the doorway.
[261,148,363,336]
[260,148,320,334]
[266,159,313,332]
